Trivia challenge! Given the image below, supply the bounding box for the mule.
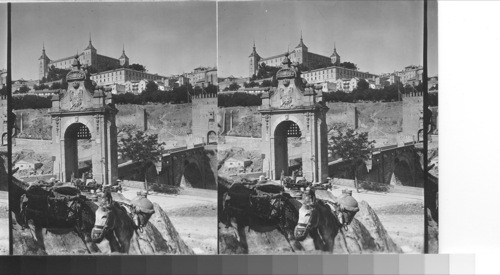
[294,189,359,252]
[12,180,99,254]
[221,182,302,253]
[91,192,136,253]
[293,190,342,252]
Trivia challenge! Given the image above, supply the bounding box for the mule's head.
[294,190,318,241]
[91,193,115,243]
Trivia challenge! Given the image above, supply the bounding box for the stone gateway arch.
[50,55,118,185]
[259,52,329,183]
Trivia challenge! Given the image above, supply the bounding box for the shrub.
[218,92,262,107]
[359,180,392,192]
[149,182,180,194]
[12,95,52,109]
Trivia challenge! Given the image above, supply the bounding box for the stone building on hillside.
[185,67,218,88]
[301,65,377,88]
[90,68,167,90]
[38,36,129,80]
[14,159,42,171]
[249,34,336,78]
[395,65,423,86]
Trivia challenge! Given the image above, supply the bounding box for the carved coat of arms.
[69,89,83,110]
[280,87,293,108]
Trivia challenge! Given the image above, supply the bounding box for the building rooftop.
[90,67,166,78]
[302,65,376,76]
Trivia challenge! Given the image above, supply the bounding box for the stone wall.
[325,102,358,128]
[402,93,423,141]
[219,101,416,147]
[218,136,262,152]
[13,138,56,154]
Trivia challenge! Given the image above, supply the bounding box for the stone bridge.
[328,142,424,187]
[367,142,424,187]
[118,144,217,190]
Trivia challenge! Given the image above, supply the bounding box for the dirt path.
[331,186,424,253]
[121,187,217,255]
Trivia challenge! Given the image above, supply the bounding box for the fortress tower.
[293,33,308,64]
[330,43,341,66]
[38,44,51,80]
[191,93,218,144]
[119,45,129,67]
[248,41,261,78]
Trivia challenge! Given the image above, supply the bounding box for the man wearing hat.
[130,191,155,231]
[335,190,360,228]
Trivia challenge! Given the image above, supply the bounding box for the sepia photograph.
[9,2,217,255]
[217,0,436,254]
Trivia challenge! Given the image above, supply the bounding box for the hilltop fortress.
[38,35,129,81]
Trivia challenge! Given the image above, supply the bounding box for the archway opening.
[274,120,303,180]
[181,160,203,188]
[64,123,91,182]
[207,130,217,144]
[390,158,413,186]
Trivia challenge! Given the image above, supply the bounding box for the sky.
[11,2,216,80]
[218,0,438,77]
[0,4,6,69]
[428,0,438,77]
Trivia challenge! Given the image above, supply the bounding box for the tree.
[339,62,358,70]
[16,85,30,94]
[12,95,52,109]
[118,130,165,190]
[128,63,146,72]
[255,63,280,80]
[43,66,70,83]
[260,80,273,87]
[227,82,240,91]
[217,92,261,107]
[144,81,159,93]
[243,81,259,88]
[33,83,50,90]
[50,82,64,90]
[356,79,370,91]
[329,127,374,192]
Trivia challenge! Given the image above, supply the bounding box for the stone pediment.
[59,81,94,111]
[265,53,314,110]
[269,83,303,109]
[55,55,99,112]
